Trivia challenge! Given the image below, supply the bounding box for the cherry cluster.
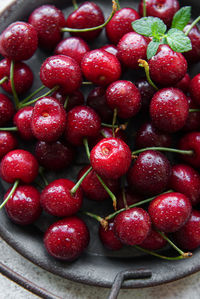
[0,0,200,262]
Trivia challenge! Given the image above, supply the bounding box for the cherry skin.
[117,188,142,210]
[0,149,38,184]
[66,1,105,41]
[0,21,38,61]
[106,8,140,45]
[55,37,90,66]
[90,137,132,180]
[135,78,155,112]
[179,132,200,168]
[106,80,141,118]
[99,221,123,250]
[128,150,171,196]
[174,73,191,94]
[81,49,121,87]
[150,87,189,133]
[101,45,118,57]
[44,216,90,261]
[113,207,151,246]
[28,5,65,50]
[78,165,119,201]
[65,105,101,146]
[0,93,15,126]
[189,73,200,106]
[182,97,200,132]
[183,25,200,63]
[4,185,41,225]
[52,90,84,111]
[169,164,200,206]
[148,192,192,233]
[149,45,187,86]
[35,140,74,171]
[140,229,167,250]
[13,107,34,140]
[40,179,82,217]
[0,132,17,159]
[40,55,82,94]
[117,32,148,69]
[31,97,66,142]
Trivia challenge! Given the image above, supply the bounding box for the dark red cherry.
[189,73,200,106]
[0,132,17,159]
[101,44,118,57]
[148,192,192,233]
[114,207,151,245]
[0,93,15,126]
[52,90,84,111]
[182,97,200,132]
[183,25,200,63]
[28,5,65,50]
[106,8,140,44]
[179,132,200,168]
[174,73,191,94]
[44,216,90,261]
[135,78,156,112]
[5,185,41,225]
[140,229,167,250]
[13,106,34,140]
[0,21,38,61]
[66,1,105,41]
[99,221,123,250]
[117,188,141,210]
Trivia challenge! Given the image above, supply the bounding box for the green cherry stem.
[0,76,8,85]
[143,0,147,17]
[0,127,18,131]
[132,147,194,156]
[0,179,20,209]
[83,138,90,160]
[72,0,78,10]
[10,60,20,108]
[189,108,200,113]
[96,173,117,210]
[185,16,200,36]
[122,186,128,209]
[20,85,46,105]
[83,211,108,228]
[138,59,159,91]
[39,167,49,187]
[101,123,118,128]
[70,166,92,195]
[101,130,107,138]
[82,81,93,85]
[112,108,118,137]
[115,0,121,10]
[64,96,69,110]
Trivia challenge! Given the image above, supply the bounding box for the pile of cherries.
[0,0,200,263]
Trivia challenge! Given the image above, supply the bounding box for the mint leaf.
[147,40,161,59]
[151,20,167,38]
[166,28,192,52]
[132,17,166,37]
[171,6,191,31]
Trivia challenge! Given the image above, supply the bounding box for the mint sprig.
[171,6,191,31]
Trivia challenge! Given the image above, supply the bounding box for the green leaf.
[132,17,166,37]
[171,6,191,31]
[147,40,161,59]
[151,20,167,37]
[166,28,192,52]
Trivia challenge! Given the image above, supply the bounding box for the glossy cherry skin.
[101,45,118,57]
[140,229,167,250]
[90,137,132,180]
[106,80,141,118]
[65,105,101,146]
[135,122,172,149]
[0,149,38,184]
[150,88,189,133]
[173,210,200,250]
[4,185,41,225]
[78,165,119,201]
[174,73,190,94]
[31,97,66,142]
[13,107,34,140]
[52,90,84,112]
[106,8,140,44]
[148,192,192,233]
[0,132,17,159]
[40,179,82,217]
[183,97,200,132]
[40,55,82,94]
[35,140,74,171]
[99,221,123,250]
[183,25,200,63]
[135,78,155,112]
[114,208,151,246]
[81,49,121,87]
[44,216,90,261]
[117,32,148,69]
[28,5,65,50]
[149,45,187,86]
[0,93,15,126]
[117,188,142,210]
[66,1,104,41]
[128,150,171,196]
[0,59,33,95]
[0,21,38,61]
[139,0,179,27]
[55,37,90,66]
[189,73,200,106]
[179,132,200,168]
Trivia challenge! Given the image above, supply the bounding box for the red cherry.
[183,25,200,63]
[13,106,34,140]
[182,97,200,132]
[101,44,118,57]
[52,90,84,111]
[0,93,15,126]
[140,229,167,250]
[99,221,123,250]
[135,78,156,112]
[117,188,142,210]
[0,132,17,159]
[189,73,200,106]
[179,132,200,168]
[174,73,191,94]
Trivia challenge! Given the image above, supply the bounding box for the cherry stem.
[115,0,121,10]
[83,138,90,160]
[39,167,48,186]
[70,166,92,195]
[64,96,69,110]
[101,130,107,138]
[0,76,8,85]
[20,85,46,105]
[10,60,20,109]
[72,0,78,10]
[61,0,118,33]
[83,211,108,229]
[0,127,18,131]
[122,186,128,210]
[0,180,20,209]
[101,123,118,128]
[185,16,200,36]
[189,108,200,113]
[112,108,118,137]
[138,59,159,91]
[143,0,147,17]
[132,147,194,156]
[82,81,93,85]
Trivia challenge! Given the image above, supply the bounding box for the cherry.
[0,149,38,184]
[81,49,121,86]
[113,207,151,246]
[106,80,141,118]
[183,25,200,63]
[0,93,15,126]
[31,97,66,142]
[174,73,191,94]
[44,216,90,261]
[52,90,84,111]
[0,21,38,61]
[106,8,140,44]
[135,78,155,112]
[117,32,148,69]
[99,221,123,250]
[90,137,132,179]
[28,5,65,50]
[182,97,200,132]
[150,87,189,133]
[65,105,101,146]
[149,45,187,86]
[179,132,200,168]
[35,140,74,171]
[189,73,200,106]
[4,185,41,225]
[117,188,141,210]
[55,37,90,66]
[148,192,192,233]
[13,106,34,140]
[128,150,171,196]
[40,55,82,94]
[140,229,167,250]
[65,1,105,41]
[0,132,17,159]
[101,44,118,57]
